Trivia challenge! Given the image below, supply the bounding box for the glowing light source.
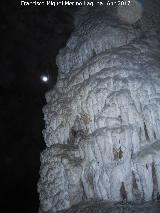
[41,75,49,82]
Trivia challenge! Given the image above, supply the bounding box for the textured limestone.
[38,1,160,213]
[46,200,160,213]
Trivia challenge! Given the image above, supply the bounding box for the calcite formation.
[38,1,160,212]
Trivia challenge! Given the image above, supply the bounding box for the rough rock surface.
[38,1,160,212]
[54,200,160,213]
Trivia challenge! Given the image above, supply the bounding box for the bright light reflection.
[41,76,48,82]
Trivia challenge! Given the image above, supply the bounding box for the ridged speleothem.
[38,1,160,212]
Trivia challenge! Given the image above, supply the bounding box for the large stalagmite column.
[38,1,160,212]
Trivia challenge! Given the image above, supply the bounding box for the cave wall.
[38,1,160,212]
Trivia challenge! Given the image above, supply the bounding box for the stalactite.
[152,162,158,201]
[144,122,149,141]
[132,171,143,201]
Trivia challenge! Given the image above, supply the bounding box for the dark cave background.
[0,1,76,212]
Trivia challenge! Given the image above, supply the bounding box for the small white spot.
[41,76,48,82]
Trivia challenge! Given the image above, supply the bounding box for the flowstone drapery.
[38,1,160,213]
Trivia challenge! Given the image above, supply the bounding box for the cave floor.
[60,200,160,213]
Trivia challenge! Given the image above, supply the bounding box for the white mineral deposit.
[38,1,160,212]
